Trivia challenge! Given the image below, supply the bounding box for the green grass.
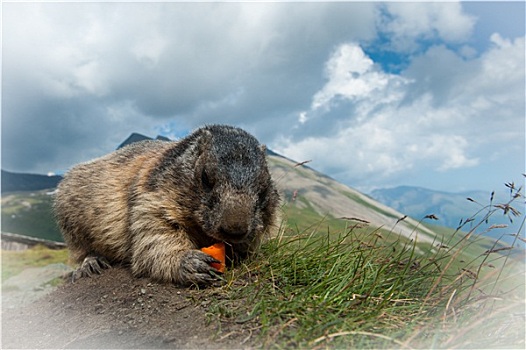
[206,184,525,348]
[1,245,70,281]
[208,228,524,348]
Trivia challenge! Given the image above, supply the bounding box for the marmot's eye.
[201,169,214,192]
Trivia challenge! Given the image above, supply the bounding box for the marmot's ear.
[260,144,267,153]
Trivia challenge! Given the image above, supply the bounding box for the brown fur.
[54,125,280,286]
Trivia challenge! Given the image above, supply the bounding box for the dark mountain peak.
[117,133,173,149]
[117,133,153,149]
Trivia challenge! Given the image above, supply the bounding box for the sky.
[2,1,525,195]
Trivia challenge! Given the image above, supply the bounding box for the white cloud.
[132,34,168,68]
[311,44,387,110]
[278,35,524,188]
[377,2,476,52]
[310,43,409,114]
[73,60,109,96]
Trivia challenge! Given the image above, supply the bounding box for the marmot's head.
[155,125,279,246]
[193,125,279,245]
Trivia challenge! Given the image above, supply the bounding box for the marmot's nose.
[220,195,251,239]
[220,216,249,238]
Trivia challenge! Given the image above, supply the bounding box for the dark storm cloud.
[2,2,377,173]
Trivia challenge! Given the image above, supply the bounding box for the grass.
[1,245,70,282]
[207,182,525,348]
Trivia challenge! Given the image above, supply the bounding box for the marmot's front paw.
[178,250,222,286]
[69,255,112,282]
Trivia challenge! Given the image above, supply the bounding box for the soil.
[1,267,259,349]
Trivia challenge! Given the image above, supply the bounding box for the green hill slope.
[1,190,62,242]
[269,155,438,244]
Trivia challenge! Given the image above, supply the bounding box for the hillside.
[1,190,62,242]
[1,170,62,194]
[370,185,523,243]
[268,155,437,243]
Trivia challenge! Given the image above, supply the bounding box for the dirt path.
[2,267,257,349]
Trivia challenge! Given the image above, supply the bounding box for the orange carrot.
[201,242,226,273]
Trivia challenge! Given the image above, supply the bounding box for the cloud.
[311,44,389,110]
[311,43,408,113]
[1,2,523,194]
[376,2,476,52]
[2,2,378,173]
[276,35,524,188]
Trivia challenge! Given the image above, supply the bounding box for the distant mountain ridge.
[1,170,62,194]
[1,133,169,194]
[370,185,522,240]
[268,156,438,243]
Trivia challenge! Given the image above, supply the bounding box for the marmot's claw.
[201,254,221,265]
[193,273,219,285]
[179,250,222,285]
[70,256,112,282]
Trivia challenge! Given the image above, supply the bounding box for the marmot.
[54,125,280,286]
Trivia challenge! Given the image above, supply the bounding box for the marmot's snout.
[218,193,254,241]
